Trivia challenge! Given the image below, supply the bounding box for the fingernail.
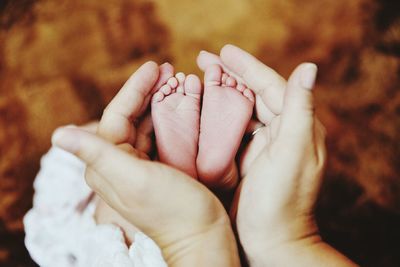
[300,63,318,90]
[52,128,80,153]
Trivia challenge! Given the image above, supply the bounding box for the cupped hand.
[52,62,240,267]
[198,45,356,266]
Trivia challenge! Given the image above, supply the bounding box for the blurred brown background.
[0,0,399,266]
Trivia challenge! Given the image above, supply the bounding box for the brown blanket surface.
[0,0,399,266]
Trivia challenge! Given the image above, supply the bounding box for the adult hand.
[52,62,240,267]
[93,61,174,243]
[198,45,356,266]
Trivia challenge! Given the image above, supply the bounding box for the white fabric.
[24,147,168,267]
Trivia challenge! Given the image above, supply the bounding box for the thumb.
[51,127,156,206]
[279,63,317,143]
[51,126,221,247]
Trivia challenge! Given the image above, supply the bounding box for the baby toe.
[236,83,246,92]
[225,76,237,87]
[153,63,174,93]
[221,73,229,85]
[160,84,172,95]
[152,91,165,103]
[184,74,202,99]
[204,64,223,87]
[175,72,186,84]
[167,77,178,88]
[243,88,255,102]
[177,85,185,94]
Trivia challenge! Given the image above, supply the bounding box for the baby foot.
[197,65,254,188]
[151,71,202,178]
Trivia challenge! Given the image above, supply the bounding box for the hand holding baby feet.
[94,62,169,244]
[197,64,254,189]
[197,45,357,266]
[53,61,240,267]
[152,71,202,178]
[214,45,356,267]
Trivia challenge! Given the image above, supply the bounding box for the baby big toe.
[184,74,202,98]
[205,65,223,87]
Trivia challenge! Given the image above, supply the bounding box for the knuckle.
[84,168,99,191]
[83,145,109,171]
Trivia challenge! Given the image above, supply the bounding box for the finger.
[314,118,327,169]
[78,121,99,133]
[239,126,269,176]
[197,50,222,72]
[151,62,175,94]
[117,143,149,159]
[298,118,327,206]
[98,61,160,144]
[51,126,203,237]
[245,119,265,134]
[197,50,246,85]
[220,44,287,114]
[278,63,318,146]
[135,114,154,154]
[197,49,276,124]
[117,143,137,155]
[255,94,276,124]
[138,62,175,116]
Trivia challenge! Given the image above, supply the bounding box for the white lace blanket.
[24,147,168,267]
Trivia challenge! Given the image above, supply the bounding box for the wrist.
[163,215,241,267]
[244,233,321,266]
[244,234,357,267]
[239,214,319,258]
